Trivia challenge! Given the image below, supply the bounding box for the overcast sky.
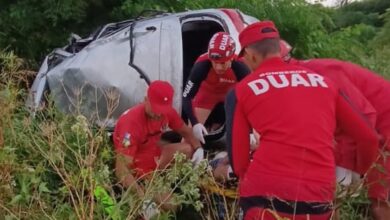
[306,0,336,6]
[320,0,338,6]
[307,0,354,7]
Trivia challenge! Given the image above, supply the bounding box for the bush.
[0,50,216,219]
[0,50,374,219]
[2,0,390,218]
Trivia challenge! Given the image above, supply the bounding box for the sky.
[319,0,338,6]
[306,0,354,7]
[306,0,338,7]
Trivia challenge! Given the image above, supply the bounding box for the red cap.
[147,80,174,114]
[238,21,280,57]
[208,32,236,63]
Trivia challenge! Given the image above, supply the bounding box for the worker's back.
[233,57,338,201]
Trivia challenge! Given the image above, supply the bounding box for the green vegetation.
[1,0,389,77]
[0,0,389,75]
[0,53,210,219]
[1,0,390,219]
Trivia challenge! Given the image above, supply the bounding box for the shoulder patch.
[161,123,169,132]
[122,132,131,148]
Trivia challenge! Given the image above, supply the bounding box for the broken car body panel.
[27,9,258,129]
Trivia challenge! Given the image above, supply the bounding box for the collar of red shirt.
[256,56,285,71]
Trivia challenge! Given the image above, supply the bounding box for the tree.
[0,0,123,64]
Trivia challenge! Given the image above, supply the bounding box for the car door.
[158,17,183,112]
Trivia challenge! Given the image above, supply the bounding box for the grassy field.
[1,46,382,219]
[2,0,390,218]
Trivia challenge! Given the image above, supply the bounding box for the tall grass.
[0,50,238,220]
[0,49,380,220]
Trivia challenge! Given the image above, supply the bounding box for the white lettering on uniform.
[291,73,310,87]
[209,35,217,49]
[220,78,235,83]
[219,35,228,50]
[259,70,307,77]
[183,81,194,97]
[267,75,289,88]
[308,73,328,88]
[248,79,269,95]
[248,72,328,95]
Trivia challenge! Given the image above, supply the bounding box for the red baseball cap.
[238,21,280,57]
[147,80,174,114]
[208,32,236,63]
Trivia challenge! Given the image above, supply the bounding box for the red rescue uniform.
[182,53,250,125]
[292,58,390,200]
[113,104,184,177]
[225,57,379,219]
[291,59,377,170]
[194,54,243,106]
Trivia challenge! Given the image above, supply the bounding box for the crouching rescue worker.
[225,21,379,220]
[182,32,251,144]
[113,80,201,199]
[279,41,390,220]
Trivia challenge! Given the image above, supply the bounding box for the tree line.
[0,0,389,77]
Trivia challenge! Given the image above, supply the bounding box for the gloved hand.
[226,165,237,181]
[142,199,160,220]
[250,133,259,151]
[193,123,208,144]
[250,133,257,145]
[336,166,361,187]
[191,147,204,166]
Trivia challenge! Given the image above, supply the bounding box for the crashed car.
[27,9,258,135]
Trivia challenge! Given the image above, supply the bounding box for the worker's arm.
[182,60,211,125]
[113,125,143,195]
[115,154,144,196]
[336,90,379,174]
[329,68,377,127]
[167,109,201,150]
[175,125,201,150]
[225,89,251,178]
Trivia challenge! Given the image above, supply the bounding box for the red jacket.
[292,59,390,136]
[292,58,390,169]
[182,53,250,124]
[226,57,379,201]
[113,104,184,176]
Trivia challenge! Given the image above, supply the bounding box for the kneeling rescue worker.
[114,81,201,195]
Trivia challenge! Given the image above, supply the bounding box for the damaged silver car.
[27,9,258,133]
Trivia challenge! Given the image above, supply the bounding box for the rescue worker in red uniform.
[280,40,390,220]
[182,32,251,144]
[225,21,379,220]
[114,81,201,196]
